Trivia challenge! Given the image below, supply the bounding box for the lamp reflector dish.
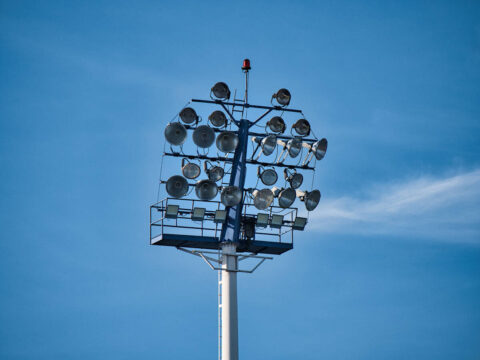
[273,88,291,106]
[221,186,242,207]
[165,204,179,219]
[212,82,231,100]
[208,110,227,128]
[304,190,321,211]
[182,162,201,179]
[164,122,187,146]
[313,138,328,160]
[270,214,284,228]
[292,119,311,136]
[288,172,303,189]
[259,168,278,186]
[216,131,239,153]
[179,107,198,124]
[278,187,296,208]
[193,125,215,148]
[261,135,277,156]
[192,207,206,221]
[266,116,286,133]
[195,179,218,200]
[287,138,302,158]
[206,165,224,182]
[166,175,189,198]
[252,189,274,210]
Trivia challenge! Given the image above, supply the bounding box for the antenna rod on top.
[242,58,251,104]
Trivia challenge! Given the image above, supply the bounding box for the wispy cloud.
[308,169,480,243]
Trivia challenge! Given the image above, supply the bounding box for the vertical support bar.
[221,243,238,360]
[244,70,249,104]
[220,119,250,243]
[218,266,222,360]
[219,119,248,360]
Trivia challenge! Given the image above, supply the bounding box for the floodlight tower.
[150,59,328,360]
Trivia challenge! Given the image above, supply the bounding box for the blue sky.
[1,0,480,359]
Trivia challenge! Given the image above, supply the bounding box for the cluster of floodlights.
[163,204,308,231]
[164,106,238,152]
[163,82,327,213]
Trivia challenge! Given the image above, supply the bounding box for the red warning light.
[242,58,251,71]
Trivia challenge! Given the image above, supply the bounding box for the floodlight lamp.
[292,217,307,230]
[252,189,274,210]
[260,135,277,156]
[270,214,284,228]
[292,119,311,136]
[266,116,286,134]
[179,107,198,125]
[284,168,303,189]
[211,82,231,100]
[272,88,291,106]
[181,158,201,179]
[312,138,328,160]
[256,213,269,228]
[165,204,179,219]
[195,179,218,200]
[271,186,281,197]
[192,207,206,221]
[214,209,227,223]
[221,186,242,207]
[297,189,321,211]
[204,161,224,182]
[208,110,227,128]
[193,125,215,148]
[166,175,189,198]
[258,166,278,186]
[278,187,296,208]
[216,131,239,153]
[164,122,187,146]
[304,190,321,211]
[286,138,302,158]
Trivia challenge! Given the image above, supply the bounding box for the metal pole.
[244,70,249,104]
[219,118,249,360]
[221,243,238,360]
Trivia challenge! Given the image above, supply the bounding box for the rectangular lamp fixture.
[214,210,227,223]
[192,207,206,221]
[270,214,284,228]
[292,216,307,230]
[256,213,269,227]
[165,204,179,219]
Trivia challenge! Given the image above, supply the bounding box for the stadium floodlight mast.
[150,59,328,360]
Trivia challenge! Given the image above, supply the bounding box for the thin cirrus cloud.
[307,169,480,243]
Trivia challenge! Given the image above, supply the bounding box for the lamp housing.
[211,82,231,100]
[179,107,198,124]
[193,125,215,148]
[272,88,291,106]
[165,122,187,146]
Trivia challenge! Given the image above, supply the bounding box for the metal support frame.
[163,152,315,171]
[220,119,250,244]
[176,247,273,274]
[192,98,302,114]
[156,64,315,360]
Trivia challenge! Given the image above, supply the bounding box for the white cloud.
[307,169,480,243]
